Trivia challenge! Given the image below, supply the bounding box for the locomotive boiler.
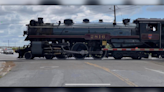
[16,17,164,60]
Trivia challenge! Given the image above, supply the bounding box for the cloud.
[18,35,23,37]
[0,30,4,33]
[0,5,154,46]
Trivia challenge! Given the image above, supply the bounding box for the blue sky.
[0,5,164,47]
[116,6,164,23]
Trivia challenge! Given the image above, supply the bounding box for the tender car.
[0,49,4,54]
[4,48,14,54]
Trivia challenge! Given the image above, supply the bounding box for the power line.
[0,10,115,25]
[52,6,140,21]
[116,6,141,11]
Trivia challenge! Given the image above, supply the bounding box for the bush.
[12,47,23,51]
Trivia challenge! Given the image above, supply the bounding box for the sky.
[0,0,163,5]
[0,5,164,47]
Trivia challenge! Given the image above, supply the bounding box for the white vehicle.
[0,49,4,54]
[4,48,14,54]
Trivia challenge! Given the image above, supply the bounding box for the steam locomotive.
[16,17,164,60]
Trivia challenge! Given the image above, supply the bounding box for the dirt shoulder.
[0,61,15,78]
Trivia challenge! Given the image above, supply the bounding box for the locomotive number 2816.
[90,35,106,39]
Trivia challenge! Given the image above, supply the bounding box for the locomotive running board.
[102,48,164,51]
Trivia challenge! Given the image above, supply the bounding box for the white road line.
[112,70,124,71]
[64,83,111,86]
[40,66,59,69]
[145,67,164,74]
[150,58,159,60]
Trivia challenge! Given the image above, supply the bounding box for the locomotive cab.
[134,18,164,48]
[133,18,164,58]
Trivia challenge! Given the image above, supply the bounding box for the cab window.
[146,23,157,32]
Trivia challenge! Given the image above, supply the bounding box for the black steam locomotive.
[16,17,164,60]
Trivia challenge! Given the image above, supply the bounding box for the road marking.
[85,62,138,87]
[112,70,124,71]
[65,83,111,86]
[145,67,164,74]
[40,66,59,69]
[150,58,159,60]
[50,71,64,86]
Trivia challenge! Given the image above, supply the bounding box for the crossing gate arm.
[102,48,164,51]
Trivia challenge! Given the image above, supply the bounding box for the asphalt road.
[0,53,164,87]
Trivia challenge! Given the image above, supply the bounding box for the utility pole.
[113,5,116,26]
[8,40,9,47]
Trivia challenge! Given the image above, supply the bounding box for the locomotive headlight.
[102,41,107,46]
[23,31,27,36]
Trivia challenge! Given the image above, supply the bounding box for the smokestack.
[99,19,103,23]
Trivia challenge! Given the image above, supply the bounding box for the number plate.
[85,34,111,40]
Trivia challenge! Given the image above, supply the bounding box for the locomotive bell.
[123,19,130,25]
[83,19,89,23]
[64,19,73,26]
